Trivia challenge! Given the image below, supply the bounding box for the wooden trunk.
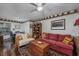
[28,40,49,56]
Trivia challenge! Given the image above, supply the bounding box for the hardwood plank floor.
[0,38,17,56]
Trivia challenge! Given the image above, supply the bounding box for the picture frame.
[51,19,65,30]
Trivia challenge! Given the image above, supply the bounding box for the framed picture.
[51,19,65,30]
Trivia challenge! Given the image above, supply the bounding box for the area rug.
[18,45,65,56]
[18,45,30,56]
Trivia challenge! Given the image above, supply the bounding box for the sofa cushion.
[58,34,71,41]
[42,39,56,45]
[50,45,73,56]
[19,38,34,47]
[55,41,73,50]
[48,33,58,41]
[19,39,29,46]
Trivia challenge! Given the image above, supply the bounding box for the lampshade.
[74,18,79,26]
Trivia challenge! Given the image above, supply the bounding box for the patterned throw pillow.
[62,37,72,45]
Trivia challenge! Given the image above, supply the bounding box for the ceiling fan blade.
[42,3,46,6]
[30,9,37,13]
[30,3,37,7]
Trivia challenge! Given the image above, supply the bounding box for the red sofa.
[41,33,74,56]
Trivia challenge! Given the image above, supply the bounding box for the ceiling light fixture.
[37,6,43,11]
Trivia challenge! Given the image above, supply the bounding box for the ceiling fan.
[30,3,46,12]
[29,3,51,21]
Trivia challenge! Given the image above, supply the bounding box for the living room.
[0,2,79,57]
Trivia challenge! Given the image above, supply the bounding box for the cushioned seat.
[41,32,74,56]
[42,39,56,45]
[16,34,35,47]
[55,41,73,50]
[19,38,34,46]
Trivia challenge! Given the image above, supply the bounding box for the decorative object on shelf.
[74,18,79,26]
[51,19,65,30]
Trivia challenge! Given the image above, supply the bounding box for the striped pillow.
[62,37,72,45]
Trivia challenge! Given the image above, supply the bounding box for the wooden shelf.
[32,23,42,39]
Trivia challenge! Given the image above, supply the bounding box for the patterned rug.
[18,45,65,56]
[18,45,30,56]
[49,49,65,56]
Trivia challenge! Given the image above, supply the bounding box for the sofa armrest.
[69,42,74,45]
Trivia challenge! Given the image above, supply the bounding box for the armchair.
[15,34,34,47]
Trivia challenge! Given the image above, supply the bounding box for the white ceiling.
[0,3,79,21]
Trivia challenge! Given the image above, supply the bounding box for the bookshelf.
[32,22,42,39]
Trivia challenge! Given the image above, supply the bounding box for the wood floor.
[0,38,18,56]
[0,38,66,56]
[0,38,70,56]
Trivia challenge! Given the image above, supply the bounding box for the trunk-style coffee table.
[28,40,49,56]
